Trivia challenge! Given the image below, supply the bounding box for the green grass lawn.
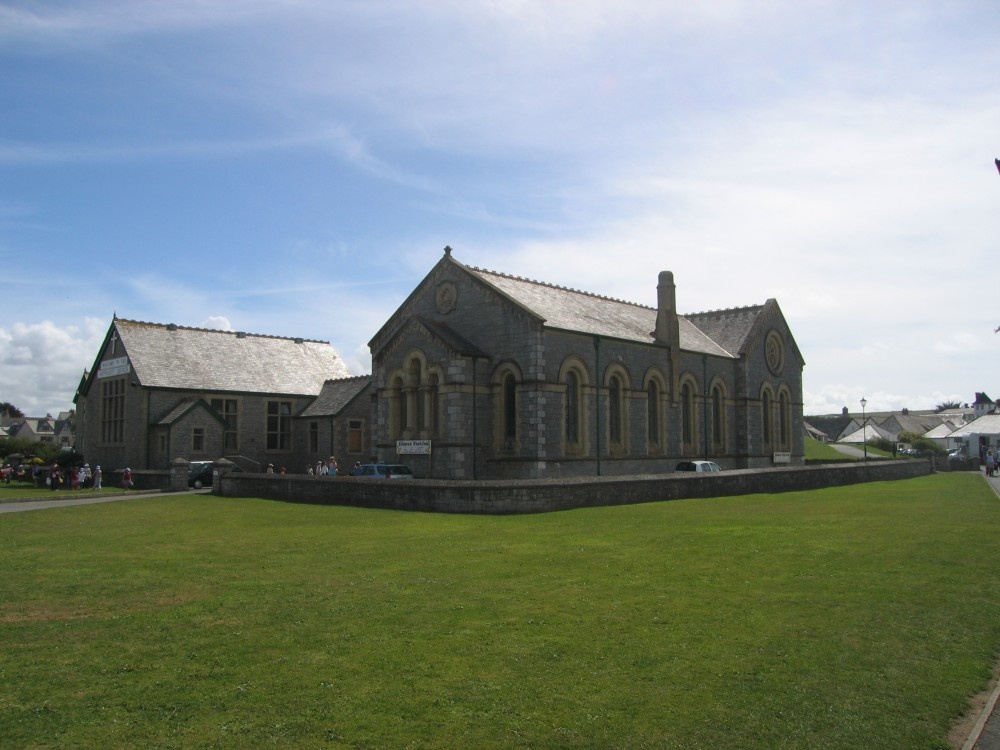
[2,474,1000,749]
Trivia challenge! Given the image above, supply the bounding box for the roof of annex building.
[98,318,351,396]
[299,375,372,418]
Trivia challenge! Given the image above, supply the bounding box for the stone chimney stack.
[653,271,680,349]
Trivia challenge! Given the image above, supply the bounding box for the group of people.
[0,464,26,484]
[307,457,340,476]
[45,463,104,491]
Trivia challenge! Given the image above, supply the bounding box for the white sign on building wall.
[397,440,432,455]
[97,356,131,379]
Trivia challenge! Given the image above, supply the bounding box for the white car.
[674,460,722,473]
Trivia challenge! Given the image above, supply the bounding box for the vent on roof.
[167,323,178,331]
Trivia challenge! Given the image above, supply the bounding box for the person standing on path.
[93,465,102,491]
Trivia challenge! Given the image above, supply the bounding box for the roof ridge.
[116,318,330,344]
[470,266,653,310]
[322,374,372,384]
[685,303,764,317]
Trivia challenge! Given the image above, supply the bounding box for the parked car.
[674,460,722,473]
[188,461,214,488]
[350,463,414,479]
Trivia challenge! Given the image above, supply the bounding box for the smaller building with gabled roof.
[75,317,356,472]
[297,375,373,466]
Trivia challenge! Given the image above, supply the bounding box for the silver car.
[674,460,722,473]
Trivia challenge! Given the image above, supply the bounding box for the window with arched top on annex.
[710,380,727,453]
[559,358,590,456]
[679,376,699,453]
[643,368,668,454]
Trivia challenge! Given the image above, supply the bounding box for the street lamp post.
[860,397,868,461]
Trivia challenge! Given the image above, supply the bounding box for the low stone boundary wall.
[216,459,933,515]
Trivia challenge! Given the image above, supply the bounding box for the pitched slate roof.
[948,413,1000,438]
[111,319,350,395]
[299,375,372,417]
[154,399,227,427]
[464,266,738,358]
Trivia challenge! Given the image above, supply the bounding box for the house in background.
[0,412,75,448]
[75,317,358,472]
[973,392,999,419]
[947,413,1000,460]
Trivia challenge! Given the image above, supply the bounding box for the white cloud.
[0,318,106,416]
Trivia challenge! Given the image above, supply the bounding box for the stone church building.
[369,248,804,479]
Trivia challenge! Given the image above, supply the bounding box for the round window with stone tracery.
[765,331,784,376]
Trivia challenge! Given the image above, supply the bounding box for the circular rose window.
[765,331,784,376]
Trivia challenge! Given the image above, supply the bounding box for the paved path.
[0,487,205,513]
[963,471,1000,750]
[828,442,881,459]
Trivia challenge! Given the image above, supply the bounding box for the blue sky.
[2,1,999,419]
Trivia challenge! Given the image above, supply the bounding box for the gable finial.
[444,245,452,257]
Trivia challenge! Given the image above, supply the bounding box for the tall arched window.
[762,389,773,445]
[566,370,580,445]
[609,375,623,446]
[712,384,725,451]
[779,390,790,448]
[647,380,660,448]
[391,353,439,439]
[503,373,517,449]
[681,382,694,447]
[392,376,407,433]
[409,358,425,430]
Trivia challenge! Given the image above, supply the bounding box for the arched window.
[609,375,623,446]
[392,375,407,434]
[681,381,694,447]
[647,380,660,448]
[409,358,425,430]
[779,390,790,448]
[391,352,439,439]
[503,372,517,449]
[762,389,773,446]
[712,384,725,451]
[566,370,580,445]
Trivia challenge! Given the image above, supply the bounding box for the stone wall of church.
[218,459,929,513]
